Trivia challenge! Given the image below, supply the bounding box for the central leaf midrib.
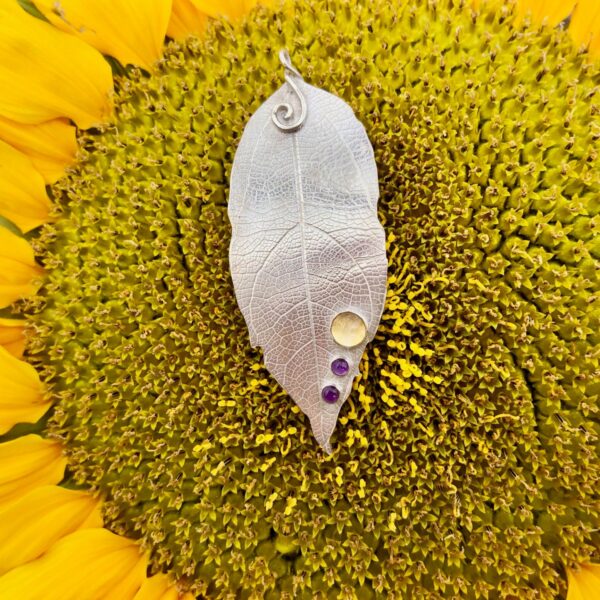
[291,133,320,391]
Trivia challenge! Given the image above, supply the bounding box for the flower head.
[0,0,599,598]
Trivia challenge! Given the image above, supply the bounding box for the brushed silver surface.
[228,57,387,452]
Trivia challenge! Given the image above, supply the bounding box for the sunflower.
[0,0,599,598]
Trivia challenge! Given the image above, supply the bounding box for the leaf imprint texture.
[228,54,387,452]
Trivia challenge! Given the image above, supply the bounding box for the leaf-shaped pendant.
[228,51,387,453]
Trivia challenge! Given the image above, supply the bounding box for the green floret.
[25,0,600,598]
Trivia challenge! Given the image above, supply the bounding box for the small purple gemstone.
[331,358,349,376]
[322,385,340,404]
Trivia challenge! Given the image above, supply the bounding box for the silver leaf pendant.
[228,51,387,453]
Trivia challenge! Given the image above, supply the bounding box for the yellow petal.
[0,227,42,308]
[0,4,112,128]
[0,435,66,507]
[0,529,147,600]
[0,140,50,233]
[190,0,271,20]
[167,0,208,39]
[570,0,600,57]
[0,117,77,184]
[567,563,600,600]
[0,346,49,435]
[35,0,173,69]
[514,0,575,26]
[0,318,26,358]
[0,400,49,436]
[134,574,195,600]
[0,486,102,576]
[0,345,40,404]
[104,559,149,600]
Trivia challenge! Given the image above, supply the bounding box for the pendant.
[228,50,387,453]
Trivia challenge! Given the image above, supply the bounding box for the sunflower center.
[28,0,600,596]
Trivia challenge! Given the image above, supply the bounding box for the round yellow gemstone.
[331,312,367,348]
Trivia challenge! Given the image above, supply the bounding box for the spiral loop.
[272,50,307,132]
